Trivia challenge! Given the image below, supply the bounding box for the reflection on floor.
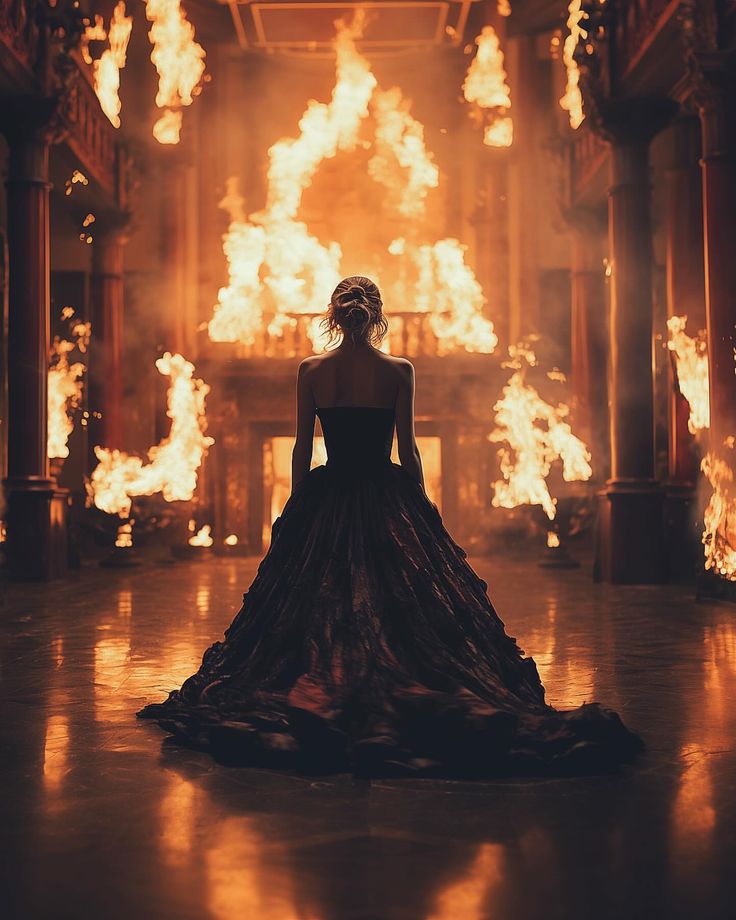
[2,553,736,919]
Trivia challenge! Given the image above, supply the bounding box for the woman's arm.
[291,359,316,493]
[395,360,425,489]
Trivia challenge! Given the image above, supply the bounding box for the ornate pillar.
[595,100,674,584]
[693,53,736,447]
[89,226,127,453]
[2,118,67,580]
[568,206,608,473]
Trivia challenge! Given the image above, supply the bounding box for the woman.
[139,276,641,776]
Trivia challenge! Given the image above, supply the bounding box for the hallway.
[2,553,735,919]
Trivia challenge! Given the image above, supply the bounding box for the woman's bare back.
[302,345,411,409]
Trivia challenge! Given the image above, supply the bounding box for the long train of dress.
[139,408,642,777]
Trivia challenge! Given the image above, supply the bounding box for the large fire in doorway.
[208,15,497,357]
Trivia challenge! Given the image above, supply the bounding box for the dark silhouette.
[139,276,642,776]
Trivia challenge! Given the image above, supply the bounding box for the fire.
[489,346,592,520]
[667,315,710,435]
[90,2,133,128]
[208,16,496,356]
[224,534,238,546]
[560,0,587,129]
[497,0,512,14]
[369,87,440,216]
[462,26,513,147]
[413,239,498,354]
[701,448,736,581]
[188,524,213,547]
[48,315,91,459]
[145,0,206,144]
[88,353,214,516]
[547,531,560,548]
[115,520,134,548]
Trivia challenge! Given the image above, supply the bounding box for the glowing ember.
[0,521,6,543]
[369,87,440,217]
[88,353,214,517]
[463,27,513,148]
[489,346,592,520]
[48,314,91,460]
[90,2,133,128]
[547,531,561,548]
[701,447,736,580]
[188,524,213,547]
[667,315,710,435]
[145,0,206,145]
[560,0,587,129]
[224,533,238,546]
[115,520,134,548]
[208,16,496,356]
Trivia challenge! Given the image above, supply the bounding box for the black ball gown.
[139,406,642,776]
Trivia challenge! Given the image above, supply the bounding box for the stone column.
[2,122,67,580]
[568,206,608,474]
[595,100,675,584]
[693,53,736,448]
[89,228,127,453]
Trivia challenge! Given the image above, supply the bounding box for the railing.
[231,311,457,360]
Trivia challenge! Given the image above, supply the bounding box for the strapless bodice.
[316,406,394,472]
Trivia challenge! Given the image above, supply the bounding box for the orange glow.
[43,715,70,791]
[91,2,133,128]
[48,316,91,459]
[208,16,497,356]
[145,0,206,144]
[489,346,592,519]
[701,447,736,580]
[115,520,134,548]
[667,315,710,434]
[463,26,513,147]
[560,0,587,129]
[88,353,214,516]
[547,531,560,548]
[428,843,504,920]
[224,534,238,546]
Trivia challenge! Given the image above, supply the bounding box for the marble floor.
[2,551,735,920]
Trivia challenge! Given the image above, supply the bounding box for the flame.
[48,316,91,459]
[208,17,374,342]
[88,353,214,517]
[0,521,6,543]
[667,315,710,435]
[208,16,496,356]
[145,0,206,144]
[547,531,561,548]
[463,27,513,148]
[188,524,213,547]
[90,2,133,128]
[489,346,592,520]
[368,87,439,217]
[81,15,107,65]
[497,0,512,14]
[413,239,498,354]
[224,533,238,546]
[701,448,736,580]
[560,0,587,129]
[115,520,134,548]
